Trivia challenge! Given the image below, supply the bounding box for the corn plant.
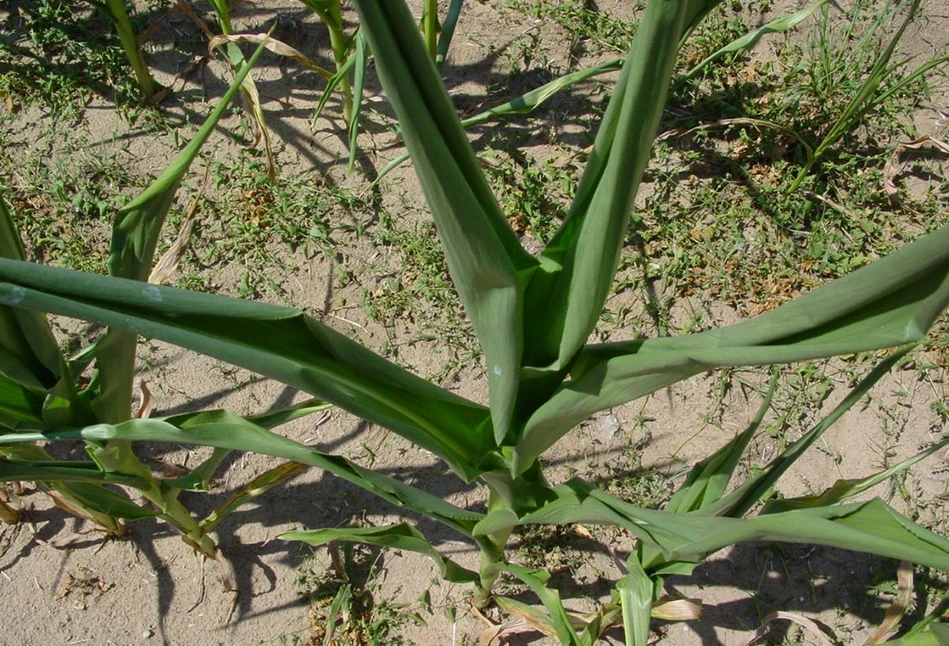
[0,0,947,644]
[93,0,162,102]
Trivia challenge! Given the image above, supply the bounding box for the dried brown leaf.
[883,136,949,207]
[208,34,334,79]
[148,166,210,285]
[862,561,914,646]
[652,597,703,621]
[743,611,835,646]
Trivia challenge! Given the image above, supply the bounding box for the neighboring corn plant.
[0,41,330,580]
[93,0,161,102]
[0,1,947,645]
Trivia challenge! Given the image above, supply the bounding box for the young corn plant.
[93,0,162,102]
[0,0,947,644]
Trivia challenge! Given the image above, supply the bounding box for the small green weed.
[483,148,575,247]
[0,0,160,118]
[178,151,365,296]
[296,542,424,646]
[0,133,142,273]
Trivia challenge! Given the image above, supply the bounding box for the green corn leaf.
[523,0,724,371]
[681,0,831,80]
[314,46,357,121]
[703,349,911,518]
[0,199,63,392]
[0,261,493,480]
[283,523,479,583]
[617,556,655,646]
[0,200,86,427]
[500,564,582,646]
[169,447,232,492]
[762,435,949,514]
[168,399,332,492]
[92,36,270,426]
[0,409,484,536]
[0,458,150,489]
[512,480,949,572]
[323,584,353,646]
[202,461,305,531]
[351,0,539,444]
[0,373,44,425]
[52,481,158,521]
[518,226,949,468]
[346,31,368,173]
[109,39,267,283]
[369,56,625,191]
[882,624,949,646]
[435,0,464,69]
[0,445,141,529]
[95,0,158,101]
[664,373,777,514]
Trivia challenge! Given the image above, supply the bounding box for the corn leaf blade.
[282,523,479,583]
[681,0,831,80]
[0,409,484,536]
[519,226,949,466]
[0,261,494,480]
[351,0,538,443]
[511,481,949,572]
[523,0,723,369]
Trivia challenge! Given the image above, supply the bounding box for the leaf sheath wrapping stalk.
[350,0,538,444]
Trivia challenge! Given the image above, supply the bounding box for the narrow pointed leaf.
[109,38,268,283]
[665,373,777,513]
[93,36,270,425]
[0,261,493,479]
[201,461,305,531]
[0,459,150,489]
[762,435,949,514]
[346,31,368,173]
[513,481,949,572]
[500,564,582,646]
[351,0,538,442]
[170,399,332,492]
[703,348,910,518]
[282,523,478,583]
[523,0,724,369]
[435,0,464,68]
[369,57,626,191]
[0,409,484,535]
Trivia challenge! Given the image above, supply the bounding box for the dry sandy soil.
[0,0,947,644]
